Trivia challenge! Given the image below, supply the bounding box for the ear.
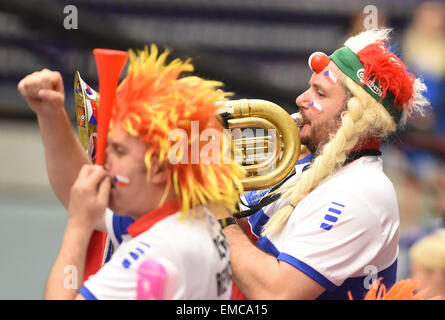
[150,160,170,185]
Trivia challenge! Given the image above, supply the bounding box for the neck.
[348,138,381,154]
[313,138,381,160]
[130,184,177,220]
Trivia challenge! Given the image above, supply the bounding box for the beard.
[300,108,345,156]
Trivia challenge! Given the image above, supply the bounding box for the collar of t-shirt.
[344,138,382,166]
[126,199,180,238]
[302,138,382,171]
[348,138,381,154]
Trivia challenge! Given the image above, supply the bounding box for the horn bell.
[217,99,301,191]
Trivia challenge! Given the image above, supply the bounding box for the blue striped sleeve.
[277,253,338,292]
[79,286,98,300]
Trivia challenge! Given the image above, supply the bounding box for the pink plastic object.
[137,259,169,300]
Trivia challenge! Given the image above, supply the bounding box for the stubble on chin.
[302,113,344,157]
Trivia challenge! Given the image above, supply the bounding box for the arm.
[220,193,324,299]
[18,69,91,208]
[223,223,326,300]
[44,220,91,300]
[44,165,111,299]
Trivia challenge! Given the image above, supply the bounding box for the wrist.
[37,105,67,123]
[66,217,95,236]
[61,220,94,257]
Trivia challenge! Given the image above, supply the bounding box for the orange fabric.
[231,284,247,300]
[349,278,442,300]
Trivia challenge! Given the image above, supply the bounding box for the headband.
[308,48,402,122]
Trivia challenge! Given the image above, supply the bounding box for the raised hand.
[68,165,111,231]
[17,68,65,115]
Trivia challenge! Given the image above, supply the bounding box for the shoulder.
[147,211,215,240]
[339,156,394,190]
[322,156,397,215]
[338,157,398,220]
[291,157,398,232]
[134,210,223,259]
[132,210,231,299]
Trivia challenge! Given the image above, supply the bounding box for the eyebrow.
[310,81,329,93]
[107,140,128,150]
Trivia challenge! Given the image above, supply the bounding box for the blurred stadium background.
[0,0,444,299]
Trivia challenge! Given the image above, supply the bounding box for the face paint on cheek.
[323,70,337,84]
[309,100,323,113]
[114,174,130,186]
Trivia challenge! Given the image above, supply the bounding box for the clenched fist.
[17,68,65,115]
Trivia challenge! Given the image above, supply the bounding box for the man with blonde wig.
[221,28,430,300]
[410,230,445,299]
[18,46,245,299]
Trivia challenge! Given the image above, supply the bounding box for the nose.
[104,152,112,171]
[295,88,312,110]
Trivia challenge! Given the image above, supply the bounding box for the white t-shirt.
[242,155,400,300]
[79,202,232,300]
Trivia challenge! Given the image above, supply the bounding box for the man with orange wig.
[18,45,245,299]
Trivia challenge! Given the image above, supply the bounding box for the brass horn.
[217,99,302,191]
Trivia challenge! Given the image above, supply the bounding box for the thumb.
[97,176,111,207]
[38,89,65,108]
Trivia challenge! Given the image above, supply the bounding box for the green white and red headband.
[308,42,417,123]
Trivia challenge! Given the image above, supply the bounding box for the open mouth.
[291,112,310,129]
[291,112,304,128]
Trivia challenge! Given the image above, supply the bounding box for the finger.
[39,74,52,91]
[38,89,65,107]
[52,72,65,94]
[17,77,27,95]
[18,70,64,100]
[40,69,64,93]
[97,176,111,206]
[77,164,95,180]
[87,166,109,188]
[40,70,64,92]
[20,76,41,99]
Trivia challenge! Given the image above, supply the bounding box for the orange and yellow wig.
[111,44,245,217]
[348,278,441,300]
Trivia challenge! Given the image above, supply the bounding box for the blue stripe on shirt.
[316,260,398,300]
[277,253,338,292]
[79,286,98,300]
[328,207,342,215]
[112,214,134,244]
[298,153,313,164]
[248,209,270,238]
[255,235,280,258]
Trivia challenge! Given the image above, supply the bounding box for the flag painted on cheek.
[323,70,337,84]
[309,100,323,112]
[114,175,130,186]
